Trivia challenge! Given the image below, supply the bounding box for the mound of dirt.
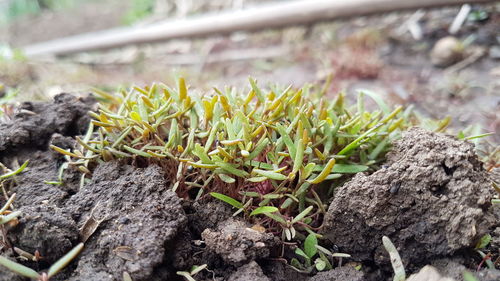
[228,261,270,281]
[308,266,365,281]
[0,93,94,154]
[1,95,94,270]
[322,127,496,270]
[65,162,187,280]
[202,218,278,266]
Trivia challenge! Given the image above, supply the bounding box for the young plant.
[0,160,28,227]
[176,264,208,281]
[290,233,350,273]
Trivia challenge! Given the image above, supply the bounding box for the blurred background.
[0,0,499,144]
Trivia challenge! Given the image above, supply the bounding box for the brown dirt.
[322,127,497,275]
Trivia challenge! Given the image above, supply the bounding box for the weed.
[177,264,208,281]
[291,233,350,273]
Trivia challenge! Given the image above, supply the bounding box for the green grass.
[51,77,418,271]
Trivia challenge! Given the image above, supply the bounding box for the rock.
[65,162,187,281]
[308,266,365,281]
[228,261,270,281]
[322,128,495,269]
[430,36,463,67]
[419,259,500,281]
[202,218,277,265]
[407,266,455,281]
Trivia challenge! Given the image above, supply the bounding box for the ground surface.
[0,1,499,280]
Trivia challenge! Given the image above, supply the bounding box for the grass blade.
[48,243,84,278]
[210,192,243,209]
[0,256,39,279]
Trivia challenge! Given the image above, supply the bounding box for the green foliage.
[210,192,242,209]
[53,78,415,256]
[176,264,208,281]
[122,0,155,25]
[290,233,350,273]
[250,206,278,216]
[0,160,28,225]
[0,160,29,180]
[462,270,479,281]
[475,234,491,249]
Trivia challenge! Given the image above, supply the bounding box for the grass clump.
[52,77,414,269]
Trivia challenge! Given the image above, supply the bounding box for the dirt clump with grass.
[0,87,498,281]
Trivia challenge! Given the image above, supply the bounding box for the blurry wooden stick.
[22,0,495,57]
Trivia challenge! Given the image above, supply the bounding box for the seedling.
[177,264,208,281]
[0,161,28,229]
[382,236,406,281]
[290,233,350,273]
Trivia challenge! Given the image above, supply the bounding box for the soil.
[201,218,278,266]
[0,87,499,279]
[0,93,95,154]
[308,266,365,281]
[322,127,499,278]
[227,261,270,281]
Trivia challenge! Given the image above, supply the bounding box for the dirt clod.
[322,127,495,269]
[308,266,365,281]
[10,204,78,265]
[407,265,454,281]
[187,199,233,236]
[64,162,187,281]
[202,218,277,265]
[227,261,270,281]
[0,93,94,154]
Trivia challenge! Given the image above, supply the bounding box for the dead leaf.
[113,246,140,261]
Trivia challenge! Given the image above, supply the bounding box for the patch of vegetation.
[51,77,416,271]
